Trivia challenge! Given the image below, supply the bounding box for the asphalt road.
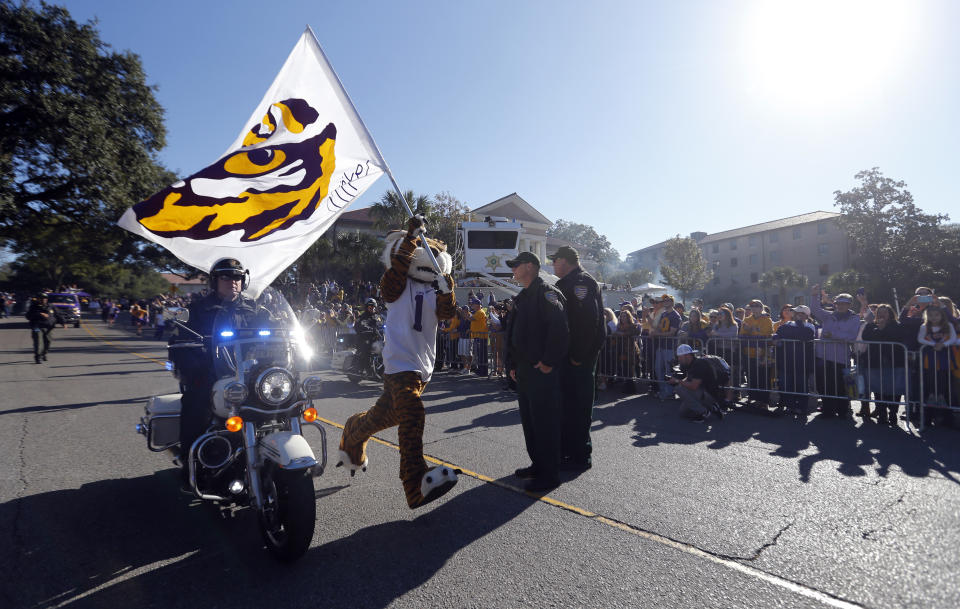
[1,314,958,609]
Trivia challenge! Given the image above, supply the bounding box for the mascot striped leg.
[338,371,459,509]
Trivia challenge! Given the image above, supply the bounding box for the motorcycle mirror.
[162,307,182,321]
[175,308,190,323]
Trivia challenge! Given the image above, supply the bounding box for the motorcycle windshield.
[210,288,310,388]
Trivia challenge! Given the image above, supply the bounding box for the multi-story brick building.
[626,211,851,307]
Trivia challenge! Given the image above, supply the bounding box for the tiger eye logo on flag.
[132,98,336,242]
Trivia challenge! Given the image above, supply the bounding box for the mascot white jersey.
[337,216,461,509]
[382,279,440,382]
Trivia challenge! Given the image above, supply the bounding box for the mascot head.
[381,230,453,283]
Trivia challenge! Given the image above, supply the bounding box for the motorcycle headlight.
[302,375,324,399]
[223,381,248,404]
[256,368,295,406]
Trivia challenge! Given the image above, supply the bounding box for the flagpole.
[305,26,445,275]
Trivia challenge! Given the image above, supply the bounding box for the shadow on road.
[0,473,534,609]
[594,394,960,485]
[0,395,158,416]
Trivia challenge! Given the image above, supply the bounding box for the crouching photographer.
[667,344,729,422]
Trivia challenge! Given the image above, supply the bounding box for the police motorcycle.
[135,288,326,562]
[329,305,385,385]
[335,328,385,385]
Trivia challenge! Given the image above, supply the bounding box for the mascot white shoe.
[338,215,461,508]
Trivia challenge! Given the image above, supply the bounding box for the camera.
[917,294,934,304]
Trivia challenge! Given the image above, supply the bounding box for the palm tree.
[368,190,433,233]
[759,266,808,307]
[335,232,385,282]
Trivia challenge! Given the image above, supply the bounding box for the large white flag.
[119,28,385,296]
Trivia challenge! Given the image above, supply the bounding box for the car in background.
[47,293,81,327]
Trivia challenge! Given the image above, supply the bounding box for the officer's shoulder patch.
[574,285,588,300]
[544,291,560,306]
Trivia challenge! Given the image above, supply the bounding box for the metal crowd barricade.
[917,344,959,430]
[434,329,502,376]
[854,339,912,419]
[429,321,951,431]
[313,323,339,362]
[702,336,914,422]
[595,334,705,392]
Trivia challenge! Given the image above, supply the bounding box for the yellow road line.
[82,327,861,608]
[82,322,168,366]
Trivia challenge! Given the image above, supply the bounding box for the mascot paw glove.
[433,274,454,295]
[406,214,427,237]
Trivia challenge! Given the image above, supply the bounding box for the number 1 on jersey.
[412,293,424,332]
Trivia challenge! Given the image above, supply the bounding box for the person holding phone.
[809,285,862,418]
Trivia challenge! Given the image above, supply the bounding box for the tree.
[823,269,870,299]
[368,190,432,233]
[429,191,470,250]
[546,219,621,267]
[659,235,712,304]
[0,2,179,282]
[834,168,958,297]
[759,266,808,307]
[335,232,385,282]
[607,267,653,289]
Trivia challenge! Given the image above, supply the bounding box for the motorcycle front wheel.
[258,469,316,562]
[372,354,385,381]
[343,354,361,385]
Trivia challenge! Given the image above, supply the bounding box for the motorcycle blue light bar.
[258,330,272,336]
[220,330,235,338]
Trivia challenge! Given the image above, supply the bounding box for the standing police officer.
[549,246,605,471]
[26,294,56,364]
[505,251,569,492]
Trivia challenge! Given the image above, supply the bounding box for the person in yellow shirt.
[469,298,489,376]
[740,299,774,405]
[440,315,460,371]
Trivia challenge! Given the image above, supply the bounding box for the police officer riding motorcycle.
[137,258,327,561]
[351,298,382,375]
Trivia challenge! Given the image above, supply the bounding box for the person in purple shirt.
[772,305,816,415]
[809,285,863,418]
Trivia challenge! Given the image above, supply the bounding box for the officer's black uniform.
[506,276,569,486]
[26,298,56,363]
[555,265,606,467]
[353,309,380,373]
[173,291,257,466]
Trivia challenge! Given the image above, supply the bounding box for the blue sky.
[59,0,960,259]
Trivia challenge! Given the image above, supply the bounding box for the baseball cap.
[834,293,853,303]
[547,245,580,263]
[469,297,481,305]
[791,305,811,315]
[676,344,698,356]
[505,251,541,268]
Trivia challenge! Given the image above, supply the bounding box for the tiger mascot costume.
[337,215,460,508]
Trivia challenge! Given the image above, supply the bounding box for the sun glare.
[741,0,921,114]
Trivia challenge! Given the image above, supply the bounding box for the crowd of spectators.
[592,284,960,428]
[32,274,955,430]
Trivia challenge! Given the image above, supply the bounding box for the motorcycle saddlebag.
[143,393,182,451]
